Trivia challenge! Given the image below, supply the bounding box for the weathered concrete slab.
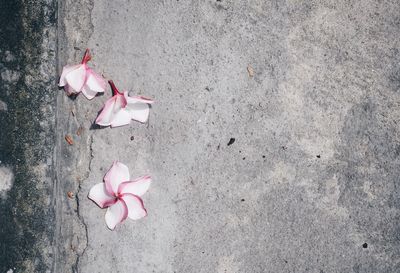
[2,0,400,272]
[56,1,400,272]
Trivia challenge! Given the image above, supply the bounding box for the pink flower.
[59,49,106,100]
[88,161,151,230]
[95,80,154,127]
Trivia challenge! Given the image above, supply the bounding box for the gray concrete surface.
[2,0,400,272]
[57,1,400,272]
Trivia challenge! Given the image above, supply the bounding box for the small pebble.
[227,138,235,146]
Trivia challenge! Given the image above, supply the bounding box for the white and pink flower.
[95,80,154,127]
[88,161,151,230]
[59,49,106,100]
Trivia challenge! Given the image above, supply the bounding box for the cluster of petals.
[60,49,154,230]
[88,161,151,230]
[95,80,154,127]
[59,49,106,99]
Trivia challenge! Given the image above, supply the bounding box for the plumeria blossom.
[95,80,154,127]
[88,161,151,230]
[59,49,106,99]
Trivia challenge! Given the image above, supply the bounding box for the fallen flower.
[59,49,106,100]
[88,161,151,230]
[95,80,154,127]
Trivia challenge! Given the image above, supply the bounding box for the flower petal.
[123,92,153,123]
[110,109,132,127]
[116,92,128,108]
[85,69,106,92]
[124,93,154,104]
[126,103,150,123]
[88,183,116,208]
[105,199,128,230]
[95,94,127,127]
[81,85,98,100]
[121,193,147,220]
[118,175,151,197]
[95,96,116,126]
[59,64,81,87]
[64,64,86,92]
[104,161,130,195]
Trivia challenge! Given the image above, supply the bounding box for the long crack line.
[72,133,94,273]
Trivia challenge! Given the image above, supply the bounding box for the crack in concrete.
[72,133,94,273]
[72,188,88,273]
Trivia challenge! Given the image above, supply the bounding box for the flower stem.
[81,48,91,64]
[109,80,122,95]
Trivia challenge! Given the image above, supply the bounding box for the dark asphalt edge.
[52,0,61,271]
[0,0,58,272]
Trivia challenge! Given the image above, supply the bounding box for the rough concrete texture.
[2,0,400,272]
[0,0,57,272]
[55,1,400,272]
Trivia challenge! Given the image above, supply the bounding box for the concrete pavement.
[2,0,400,272]
[59,1,400,272]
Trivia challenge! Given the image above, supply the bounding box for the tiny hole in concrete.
[227,138,235,146]
[362,243,368,248]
